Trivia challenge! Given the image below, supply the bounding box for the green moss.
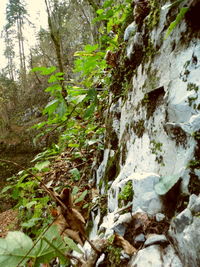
[188,96,198,107]
[150,140,165,165]
[187,160,200,169]
[146,0,160,30]
[118,180,134,205]
[106,245,122,266]
[187,83,199,92]
[141,93,150,105]
[145,39,157,59]
[150,140,162,154]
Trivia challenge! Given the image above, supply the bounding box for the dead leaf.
[114,234,137,255]
[64,229,84,246]
[59,188,73,207]
[52,207,69,232]
[71,208,85,224]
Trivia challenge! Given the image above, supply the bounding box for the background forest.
[0,0,134,266]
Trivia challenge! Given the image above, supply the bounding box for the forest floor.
[0,209,19,238]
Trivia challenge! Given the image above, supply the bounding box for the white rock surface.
[93,3,200,266]
[128,245,182,267]
[169,195,200,267]
[124,22,137,41]
[107,172,162,215]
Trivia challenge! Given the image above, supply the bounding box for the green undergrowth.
[0,0,134,265]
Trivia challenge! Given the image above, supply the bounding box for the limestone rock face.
[92,1,200,265]
[168,195,200,267]
[128,245,182,267]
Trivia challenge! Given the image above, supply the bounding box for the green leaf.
[84,44,98,52]
[48,72,64,83]
[1,185,13,194]
[31,66,56,75]
[57,101,67,117]
[64,236,83,254]
[22,218,41,228]
[96,9,104,15]
[69,168,80,181]
[74,190,88,204]
[0,231,33,267]
[103,0,114,8]
[154,175,180,195]
[33,225,67,265]
[45,84,62,93]
[43,99,59,115]
[68,143,79,148]
[72,95,86,105]
[25,200,37,209]
[84,103,95,118]
[34,160,50,171]
[165,7,189,39]
[72,186,79,195]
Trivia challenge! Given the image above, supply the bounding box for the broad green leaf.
[34,160,50,171]
[48,73,64,83]
[43,99,59,115]
[0,231,33,267]
[0,226,69,267]
[45,84,62,93]
[84,44,98,52]
[72,186,79,195]
[84,103,95,118]
[154,175,180,195]
[22,218,41,228]
[74,189,88,204]
[69,168,80,181]
[103,0,114,8]
[57,101,67,117]
[25,200,37,209]
[73,95,86,104]
[64,236,83,254]
[33,225,67,265]
[31,66,56,75]
[96,9,104,15]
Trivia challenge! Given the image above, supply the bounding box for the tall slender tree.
[45,0,68,101]
[6,0,29,88]
[3,25,16,80]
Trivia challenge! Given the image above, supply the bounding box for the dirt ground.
[0,209,19,238]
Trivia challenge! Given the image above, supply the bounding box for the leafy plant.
[0,1,134,264]
[165,6,189,39]
[0,225,83,267]
[118,181,134,203]
[1,169,51,236]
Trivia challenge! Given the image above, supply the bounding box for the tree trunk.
[45,0,68,101]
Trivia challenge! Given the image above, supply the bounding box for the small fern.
[165,6,189,39]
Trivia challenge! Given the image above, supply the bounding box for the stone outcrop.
[88,0,200,266]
